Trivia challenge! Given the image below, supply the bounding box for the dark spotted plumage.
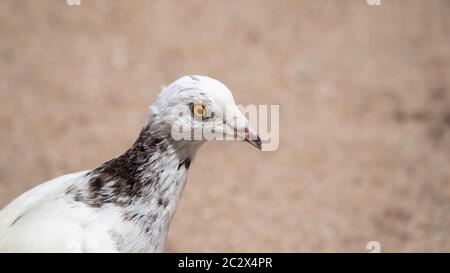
[178,157,191,170]
[74,125,188,208]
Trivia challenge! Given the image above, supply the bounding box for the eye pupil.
[192,104,206,118]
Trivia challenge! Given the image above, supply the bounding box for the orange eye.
[192,104,206,118]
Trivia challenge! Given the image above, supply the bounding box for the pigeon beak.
[245,134,262,150]
[228,106,262,150]
[238,125,262,150]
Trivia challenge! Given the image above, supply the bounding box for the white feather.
[0,171,118,252]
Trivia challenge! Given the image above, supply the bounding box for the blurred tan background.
[1,0,450,252]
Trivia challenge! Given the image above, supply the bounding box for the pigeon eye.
[192,104,206,118]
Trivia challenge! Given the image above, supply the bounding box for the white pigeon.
[0,75,261,253]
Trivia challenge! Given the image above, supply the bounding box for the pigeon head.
[147,75,261,150]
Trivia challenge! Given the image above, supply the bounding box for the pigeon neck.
[80,121,201,209]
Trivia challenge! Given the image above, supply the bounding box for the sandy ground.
[0,0,449,252]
